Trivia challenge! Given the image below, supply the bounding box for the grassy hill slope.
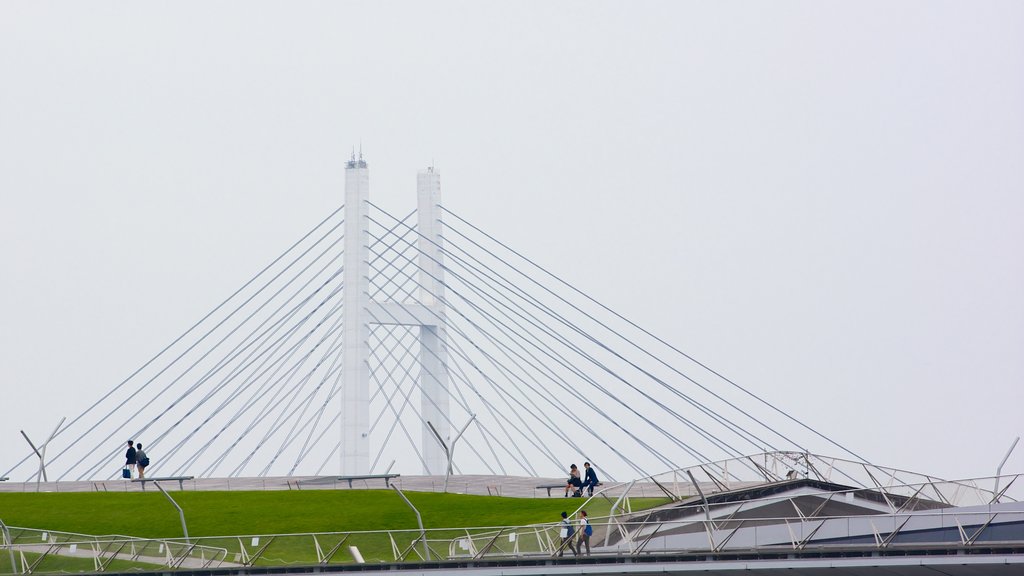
[0,490,664,539]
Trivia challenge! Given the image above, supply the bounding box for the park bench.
[536,483,566,497]
[536,482,603,497]
[300,474,400,489]
[336,474,400,488]
[132,476,194,490]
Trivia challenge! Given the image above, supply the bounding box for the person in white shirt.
[577,510,592,556]
[558,511,578,556]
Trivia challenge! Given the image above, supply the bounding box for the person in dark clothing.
[125,440,137,479]
[581,462,599,496]
[557,511,578,557]
[135,443,149,479]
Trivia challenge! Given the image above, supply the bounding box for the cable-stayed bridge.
[5,156,863,483]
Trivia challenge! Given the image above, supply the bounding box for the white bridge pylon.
[342,155,449,475]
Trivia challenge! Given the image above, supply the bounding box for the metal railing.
[0,526,228,574]
[646,452,1022,506]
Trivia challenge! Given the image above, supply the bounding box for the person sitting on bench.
[564,463,583,497]
[581,462,599,496]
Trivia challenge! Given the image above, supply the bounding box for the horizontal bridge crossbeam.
[367,302,442,327]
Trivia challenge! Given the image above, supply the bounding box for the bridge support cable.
[362,260,557,476]
[362,223,577,475]
[91,209,416,480]
[368,211,699,476]
[251,214,425,476]
[368,212,638,471]
[440,213,825,458]
[369,209,745,473]
[256,302,356,477]
[68,232,348,479]
[442,206,870,466]
[363,256,546,477]
[364,322,499,476]
[21,211,348,482]
[220,251,411,476]
[177,213,411,473]
[244,332,348,475]
[185,300,345,479]
[105,259,349,480]
[366,326,433,474]
[437,234,782,460]
[149,255,350,477]
[292,211,415,476]
[206,281,349,477]
[439,218,788,461]
[440,333,519,477]
[366,220,570,472]
[423,212,864,479]
[366,304,517,477]
[367,210,679,477]
[294,410,342,476]
[2,205,349,482]
[431,236,755,473]
[418,260,690,475]
[64,219,350,481]
[287,384,344,476]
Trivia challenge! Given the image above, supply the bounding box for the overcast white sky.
[1,1,1022,482]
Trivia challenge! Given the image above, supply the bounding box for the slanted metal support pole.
[0,519,15,573]
[21,417,65,491]
[154,482,189,544]
[391,485,429,560]
[993,436,1020,503]
[687,470,716,549]
[604,479,636,549]
[427,415,474,493]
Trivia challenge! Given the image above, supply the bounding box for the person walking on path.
[577,510,592,556]
[135,443,149,479]
[581,462,599,496]
[564,464,583,497]
[124,441,137,479]
[557,511,578,557]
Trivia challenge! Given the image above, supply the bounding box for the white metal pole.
[154,482,189,544]
[391,485,429,560]
[993,436,1020,503]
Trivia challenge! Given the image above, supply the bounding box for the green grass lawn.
[0,490,669,566]
[0,490,664,538]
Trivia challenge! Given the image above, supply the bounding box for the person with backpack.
[577,509,593,556]
[557,511,578,557]
[135,443,150,479]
